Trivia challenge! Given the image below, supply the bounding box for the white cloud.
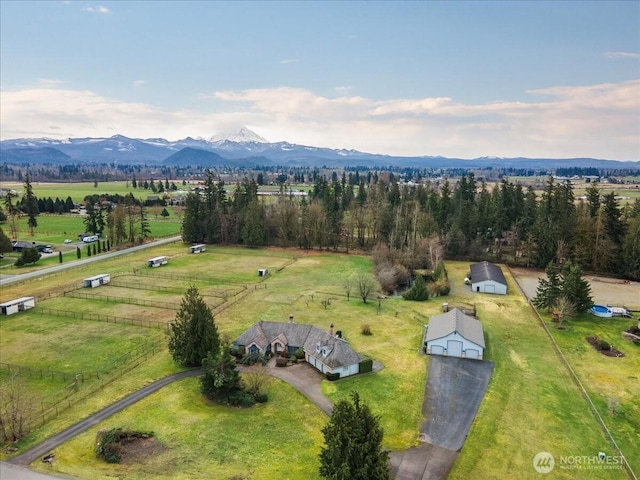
[85,5,110,14]
[279,59,300,64]
[334,86,352,95]
[1,81,638,160]
[133,80,147,88]
[603,51,640,59]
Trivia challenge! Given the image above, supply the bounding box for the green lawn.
[1,247,636,479]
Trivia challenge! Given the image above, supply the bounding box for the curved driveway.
[8,369,202,467]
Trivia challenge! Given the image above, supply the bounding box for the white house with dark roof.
[424,308,485,360]
[234,319,368,378]
[469,261,507,295]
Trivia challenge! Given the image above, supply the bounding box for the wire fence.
[0,340,164,435]
[508,266,637,480]
[64,290,181,310]
[36,306,166,329]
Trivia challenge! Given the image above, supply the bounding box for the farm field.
[0,245,635,479]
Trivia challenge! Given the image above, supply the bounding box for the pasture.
[0,245,636,479]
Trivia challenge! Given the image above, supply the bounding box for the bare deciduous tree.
[354,270,376,304]
[0,374,36,442]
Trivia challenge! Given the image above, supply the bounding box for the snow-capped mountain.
[208,127,267,144]
[1,130,637,169]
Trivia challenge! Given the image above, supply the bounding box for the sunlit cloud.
[85,5,110,14]
[133,80,147,88]
[1,80,638,160]
[603,51,640,59]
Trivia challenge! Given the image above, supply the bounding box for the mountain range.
[1,128,638,170]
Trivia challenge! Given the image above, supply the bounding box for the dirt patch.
[119,436,166,464]
[509,267,640,311]
[586,336,625,357]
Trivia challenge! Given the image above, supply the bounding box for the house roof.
[235,321,367,368]
[425,308,485,348]
[469,261,507,286]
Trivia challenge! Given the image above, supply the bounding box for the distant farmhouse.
[468,261,507,295]
[424,308,485,360]
[234,319,369,378]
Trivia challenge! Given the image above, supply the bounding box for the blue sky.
[1,1,639,160]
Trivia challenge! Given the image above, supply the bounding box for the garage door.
[447,340,463,357]
[466,349,479,359]
[430,345,445,355]
[484,283,495,293]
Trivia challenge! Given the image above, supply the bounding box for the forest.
[181,172,640,281]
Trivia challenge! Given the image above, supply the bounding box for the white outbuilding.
[424,308,485,360]
[469,261,507,295]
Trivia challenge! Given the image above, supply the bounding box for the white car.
[64,239,72,244]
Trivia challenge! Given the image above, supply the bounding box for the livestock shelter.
[0,296,35,315]
[190,244,206,254]
[234,320,368,378]
[257,268,269,277]
[147,256,168,268]
[424,308,485,360]
[469,261,507,295]
[83,274,111,288]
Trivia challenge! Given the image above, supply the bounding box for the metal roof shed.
[0,296,36,315]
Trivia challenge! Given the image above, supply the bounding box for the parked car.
[42,247,54,254]
[64,239,72,244]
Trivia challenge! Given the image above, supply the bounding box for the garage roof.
[425,308,485,347]
[470,261,507,286]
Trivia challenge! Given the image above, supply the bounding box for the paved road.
[0,236,182,286]
[8,369,202,467]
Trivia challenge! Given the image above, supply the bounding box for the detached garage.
[469,261,507,295]
[425,308,485,360]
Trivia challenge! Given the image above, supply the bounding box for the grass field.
[0,245,636,479]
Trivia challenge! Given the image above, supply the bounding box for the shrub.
[597,338,611,351]
[254,393,268,403]
[275,357,288,367]
[326,372,340,381]
[279,349,290,358]
[403,275,428,301]
[294,348,305,359]
[240,352,268,366]
[359,359,373,373]
[227,391,256,407]
[361,324,372,336]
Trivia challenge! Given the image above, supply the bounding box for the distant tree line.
[182,171,640,280]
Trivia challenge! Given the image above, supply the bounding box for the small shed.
[469,261,507,295]
[147,256,168,268]
[0,296,36,315]
[424,308,485,360]
[258,268,269,277]
[83,274,111,288]
[190,244,206,254]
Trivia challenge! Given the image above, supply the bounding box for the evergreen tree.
[621,214,640,280]
[77,247,81,259]
[533,262,562,312]
[403,274,429,301]
[23,172,39,236]
[168,286,220,367]
[200,349,243,404]
[139,204,151,242]
[15,248,41,266]
[560,261,593,313]
[0,228,13,253]
[59,251,63,263]
[319,392,389,480]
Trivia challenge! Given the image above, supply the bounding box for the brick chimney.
[329,323,334,336]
